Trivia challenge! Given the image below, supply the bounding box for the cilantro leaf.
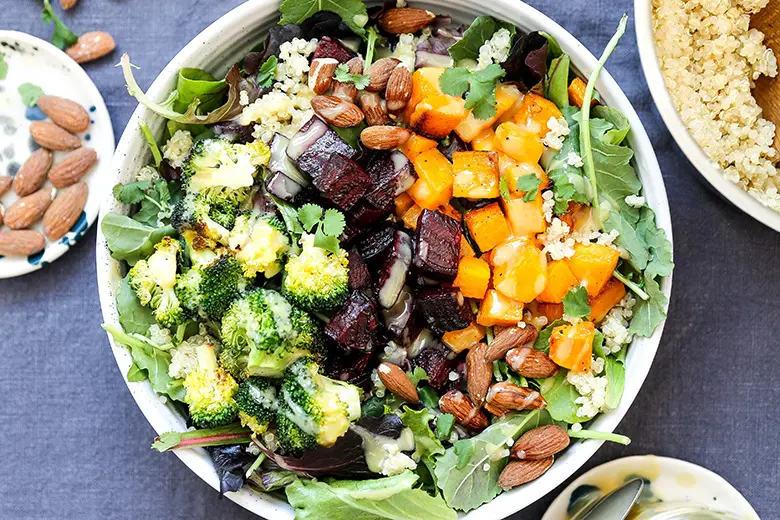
[334,63,370,90]
[439,64,506,120]
[18,83,44,107]
[516,173,542,202]
[113,181,152,205]
[257,56,277,88]
[279,0,368,37]
[498,175,511,201]
[562,286,591,318]
[298,204,323,232]
[322,208,346,237]
[407,366,429,386]
[439,68,471,97]
[313,226,340,254]
[41,0,79,50]
[0,53,8,81]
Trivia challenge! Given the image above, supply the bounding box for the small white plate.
[543,455,759,519]
[0,30,114,278]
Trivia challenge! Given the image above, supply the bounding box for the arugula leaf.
[562,286,591,318]
[436,414,455,441]
[116,275,157,335]
[448,16,516,62]
[174,68,228,114]
[418,386,439,409]
[533,319,567,354]
[0,53,8,81]
[399,407,445,464]
[364,27,379,68]
[545,106,590,214]
[101,212,175,265]
[539,369,592,423]
[628,274,667,337]
[278,0,369,37]
[298,204,324,232]
[139,122,163,167]
[41,0,79,50]
[604,355,625,410]
[516,173,542,202]
[334,63,370,90]
[592,105,630,145]
[440,64,506,120]
[257,56,278,88]
[545,54,570,109]
[18,83,44,107]
[635,207,673,280]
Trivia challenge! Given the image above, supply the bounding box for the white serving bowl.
[635,0,780,233]
[97,1,673,518]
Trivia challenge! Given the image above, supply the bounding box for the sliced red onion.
[376,231,413,309]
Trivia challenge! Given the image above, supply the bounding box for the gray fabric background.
[1,1,778,518]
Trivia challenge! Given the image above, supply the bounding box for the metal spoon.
[578,478,644,520]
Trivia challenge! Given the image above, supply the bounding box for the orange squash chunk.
[589,278,626,322]
[401,204,423,230]
[453,256,491,299]
[438,203,462,222]
[471,128,496,152]
[537,260,579,303]
[499,154,549,197]
[404,67,446,120]
[502,197,547,237]
[568,77,597,109]
[477,289,525,327]
[494,122,544,165]
[549,321,594,373]
[452,151,500,199]
[408,149,454,209]
[460,236,475,257]
[442,322,486,353]
[464,202,511,252]
[410,94,469,139]
[454,84,522,142]
[400,133,438,161]
[394,193,414,217]
[566,243,621,297]
[512,92,564,137]
[491,237,548,303]
[536,302,564,323]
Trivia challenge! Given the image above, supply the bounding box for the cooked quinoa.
[652,0,780,210]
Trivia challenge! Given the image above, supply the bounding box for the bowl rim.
[634,0,780,234]
[97,1,674,518]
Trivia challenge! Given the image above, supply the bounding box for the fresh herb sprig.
[562,286,591,318]
[334,63,370,89]
[516,174,542,202]
[297,203,346,253]
[41,0,79,50]
[439,64,506,120]
[18,83,45,107]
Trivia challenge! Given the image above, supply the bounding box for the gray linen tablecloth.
[1,1,778,518]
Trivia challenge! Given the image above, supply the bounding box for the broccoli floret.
[228,212,290,279]
[128,236,186,328]
[183,342,239,428]
[171,192,232,245]
[277,357,362,453]
[180,229,219,269]
[175,253,248,321]
[235,377,278,435]
[219,289,323,379]
[276,405,317,455]
[282,233,349,313]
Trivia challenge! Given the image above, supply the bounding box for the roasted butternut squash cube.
[477,289,525,327]
[502,197,547,237]
[512,92,564,137]
[394,192,414,217]
[537,260,579,303]
[498,154,549,198]
[464,202,511,252]
[442,322,486,353]
[438,203,462,222]
[533,301,564,324]
[400,133,438,161]
[471,128,496,151]
[568,77,597,109]
[589,277,626,322]
[405,67,446,120]
[460,236,475,257]
[408,178,446,210]
[401,203,423,230]
[408,149,454,209]
[452,151,500,199]
[453,256,491,299]
[494,122,545,165]
[566,243,621,297]
[491,237,548,303]
[454,84,522,142]
[498,90,526,124]
[549,321,594,373]
[410,94,469,140]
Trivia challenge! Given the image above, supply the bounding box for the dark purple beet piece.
[413,343,457,390]
[349,200,392,228]
[324,350,374,390]
[325,291,378,351]
[313,153,371,210]
[375,231,412,308]
[412,209,461,281]
[312,36,357,63]
[438,134,470,161]
[287,115,357,179]
[414,286,472,334]
[347,247,371,291]
[364,151,416,211]
[357,223,395,263]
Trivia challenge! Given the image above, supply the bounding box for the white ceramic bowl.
[97,2,673,518]
[635,1,780,233]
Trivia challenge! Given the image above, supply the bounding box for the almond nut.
[379,8,436,34]
[332,56,363,102]
[29,122,81,151]
[360,125,412,150]
[36,95,90,133]
[0,203,4,227]
[506,347,559,379]
[498,457,554,488]
[358,91,389,126]
[466,342,492,405]
[377,362,419,403]
[4,188,55,230]
[311,95,365,128]
[484,325,539,362]
[484,381,547,417]
[60,0,77,9]
[13,148,53,196]
[0,230,46,256]
[308,58,339,95]
[511,425,570,460]
[366,57,400,92]
[439,390,489,430]
[43,182,88,241]
[66,31,116,64]
[385,65,413,112]
[0,176,11,197]
[48,147,98,188]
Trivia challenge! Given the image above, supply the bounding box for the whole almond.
[0,230,46,256]
[485,381,547,417]
[360,126,412,150]
[308,58,339,95]
[366,57,400,92]
[36,95,90,133]
[311,96,365,128]
[332,56,363,102]
[358,91,389,126]
[466,342,492,405]
[29,122,81,151]
[379,8,436,34]
[484,325,539,362]
[66,31,116,64]
[439,390,489,430]
[0,203,4,227]
[13,148,53,196]
[385,65,413,112]
[49,147,98,188]
[498,457,554,488]
[0,176,11,197]
[60,0,77,9]
[4,188,55,230]
[377,362,419,403]
[506,347,559,379]
[511,425,570,460]
[43,182,88,240]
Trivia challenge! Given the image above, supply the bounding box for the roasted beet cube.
[413,209,461,281]
[364,151,416,211]
[287,115,357,179]
[349,200,391,228]
[324,350,375,390]
[312,36,357,63]
[325,291,378,351]
[312,153,371,210]
[414,286,472,334]
[438,133,470,161]
[357,223,396,263]
[413,342,457,390]
[375,231,413,308]
[347,247,372,291]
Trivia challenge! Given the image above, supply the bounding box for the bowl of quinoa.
[636,0,780,230]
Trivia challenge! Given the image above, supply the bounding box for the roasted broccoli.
[228,212,290,279]
[179,229,219,269]
[182,342,239,428]
[128,236,186,328]
[235,377,278,435]
[276,357,362,455]
[175,252,248,321]
[171,192,233,245]
[282,233,349,313]
[219,289,324,379]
